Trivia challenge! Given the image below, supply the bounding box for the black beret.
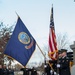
[60,49,67,53]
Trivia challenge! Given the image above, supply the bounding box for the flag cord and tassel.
[36,42,54,72]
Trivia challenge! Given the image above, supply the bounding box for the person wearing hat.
[57,49,71,75]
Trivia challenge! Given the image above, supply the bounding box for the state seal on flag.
[18,32,30,44]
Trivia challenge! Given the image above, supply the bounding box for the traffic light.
[67,52,73,61]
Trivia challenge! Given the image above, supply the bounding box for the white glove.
[57,64,60,68]
[54,72,56,75]
[50,70,53,73]
[44,65,47,68]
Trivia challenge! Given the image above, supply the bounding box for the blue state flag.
[4,17,36,66]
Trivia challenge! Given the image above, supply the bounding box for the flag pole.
[36,42,54,72]
[36,42,46,58]
[15,12,20,18]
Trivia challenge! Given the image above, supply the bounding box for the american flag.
[48,6,58,60]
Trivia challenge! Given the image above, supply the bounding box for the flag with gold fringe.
[4,17,36,66]
[48,6,58,60]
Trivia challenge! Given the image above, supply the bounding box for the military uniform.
[44,64,51,75]
[50,60,58,75]
[57,49,71,75]
[56,50,63,75]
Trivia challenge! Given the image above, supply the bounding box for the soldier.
[57,49,71,75]
[49,50,63,75]
[49,60,57,75]
[44,63,51,75]
[56,50,62,75]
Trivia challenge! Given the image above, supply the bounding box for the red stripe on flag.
[49,34,53,52]
[51,28,57,50]
[48,6,58,60]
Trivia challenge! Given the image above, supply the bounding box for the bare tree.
[42,33,71,60]
[0,22,14,65]
[56,33,70,50]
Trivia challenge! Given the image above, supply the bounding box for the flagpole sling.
[36,42,54,72]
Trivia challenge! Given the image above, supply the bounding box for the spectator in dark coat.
[20,68,29,75]
[31,67,37,75]
[3,64,9,75]
[0,64,3,75]
[8,66,14,75]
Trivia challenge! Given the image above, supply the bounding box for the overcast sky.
[0,0,75,64]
